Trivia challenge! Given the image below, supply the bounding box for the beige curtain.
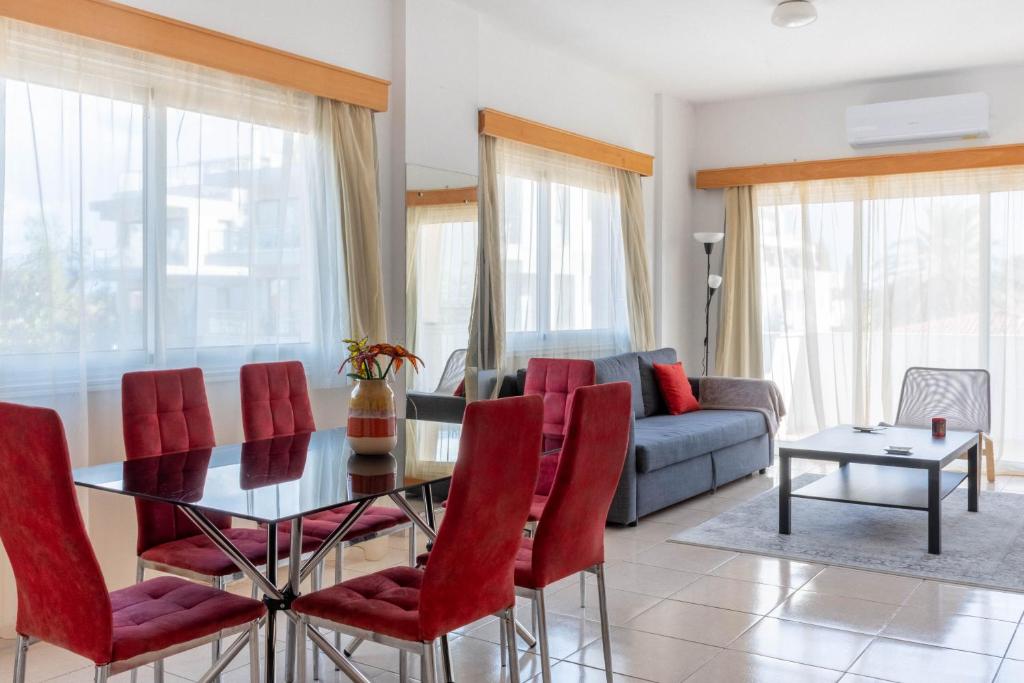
[466,136,505,399]
[318,98,387,341]
[715,185,764,378]
[615,169,656,351]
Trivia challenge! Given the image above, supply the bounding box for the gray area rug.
[671,474,1024,592]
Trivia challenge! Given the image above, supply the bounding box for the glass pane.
[0,80,144,367]
[503,175,539,333]
[164,108,314,350]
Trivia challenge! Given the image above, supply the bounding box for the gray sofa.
[596,348,773,525]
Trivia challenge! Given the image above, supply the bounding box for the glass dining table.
[72,418,465,683]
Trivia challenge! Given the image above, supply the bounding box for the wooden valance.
[695,143,1024,189]
[479,108,654,177]
[0,0,390,112]
[406,187,478,207]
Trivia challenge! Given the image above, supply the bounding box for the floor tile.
[881,605,1016,656]
[671,575,794,615]
[644,505,718,529]
[770,591,900,635]
[545,584,661,627]
[584,560,703,598]
[802,567,920,605]
[995,658,1024,683]
[728,617,873,671]
[904,581,1024,622]
[565,626,720,683]
[677,493,748,514]
[605,521,684,542]
[603,534,663,562]
[849,637,1001,683]
[625,599,760,647]
[710,553,824,588]
[634,543,736,573]
[838,676,893,683]
[684,650,842,683]
[445,636,543,683]
[530,660,651,682]
[1003,625,1024,660]
[465,609,602,660]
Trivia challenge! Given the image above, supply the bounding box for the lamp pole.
[693,232,724,377]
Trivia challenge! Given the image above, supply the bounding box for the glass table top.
[72,419,460,523]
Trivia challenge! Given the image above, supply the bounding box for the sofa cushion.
[634,410,766,473]
[637,348,678,416]
[593,352,644,418]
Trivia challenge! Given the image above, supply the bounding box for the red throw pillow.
[453,379,466,397]
[652,362,700,415]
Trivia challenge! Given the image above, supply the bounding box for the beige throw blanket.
[699,376,787,435]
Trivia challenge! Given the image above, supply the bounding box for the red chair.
[516,382,631,682]
[122,367,317,679]
[0,402,266,683]
[290,395,544,683]
[239,361,410,668]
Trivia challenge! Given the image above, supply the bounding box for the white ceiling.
[455,0,1024,103]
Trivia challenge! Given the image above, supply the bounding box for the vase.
[347,378,398,454]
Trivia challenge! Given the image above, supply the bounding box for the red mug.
[932,417,947,438]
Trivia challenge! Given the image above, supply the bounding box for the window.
[495,139,631,364]
[757,169,1024,470]
[0,18,344,392]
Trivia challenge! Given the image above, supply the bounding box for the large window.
[494,139,631,364]
[0,18,343,392]
[757,169,1024,470]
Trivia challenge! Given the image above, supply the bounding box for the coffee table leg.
[968,442,979,512]
[928,466,941,554]
[779,453,791,534]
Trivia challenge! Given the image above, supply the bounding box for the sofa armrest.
[606,413,638,525]
[405,393,466,424]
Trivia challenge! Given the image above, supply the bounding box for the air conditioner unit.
[845,93,989,148]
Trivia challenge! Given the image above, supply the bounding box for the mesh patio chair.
[892,367,995,482]
[434,348,467,394]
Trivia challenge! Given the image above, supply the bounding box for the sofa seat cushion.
[634,410,766,473]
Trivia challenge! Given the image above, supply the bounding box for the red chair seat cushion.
[527,495,547,522]
[292,566,424,642]
[302,505,408,541]
[111,576,265,663]
[140,527,319,577]
[513,538,541,589]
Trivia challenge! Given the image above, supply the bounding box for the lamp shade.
[708,274,723,289]
[693,232,724,244]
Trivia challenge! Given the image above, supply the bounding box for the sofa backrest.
[594,348,680,419]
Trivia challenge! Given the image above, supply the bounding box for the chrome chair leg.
[500,616,508,667]
[408,526,417,566]
[595,564,614,682]
[211,577,224,683]
[579,573,586,607]
[334,545,343,653]
[421,640,438,683]
[94,665,110,683]
[13,634,29,683]
[131,562,144,683]
[248,622,261,683]
[535,589,552,683]
[440,634,453,683]
[502,608,521,683]
[154,659,165,683]
[296,617,308,683]
[312,563,323,681]
[398,650,409,683]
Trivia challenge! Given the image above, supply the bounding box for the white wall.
[691,63,1024,371]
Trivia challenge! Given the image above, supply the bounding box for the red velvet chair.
[0,402,266,683]
[290,394,544,683]
[239,360,410,668]
[122,367,317,680]
[515,382,631,683]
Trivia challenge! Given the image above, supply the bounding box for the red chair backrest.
[523,358,596,450]
[240,361,316,441]
[418,395,542,640]
[0,403,113,663]
[531,382,632,586]
[121,368,227,553]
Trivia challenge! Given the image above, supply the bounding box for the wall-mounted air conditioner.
[845,92,989,148]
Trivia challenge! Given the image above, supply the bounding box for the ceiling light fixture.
[772,0,817,28]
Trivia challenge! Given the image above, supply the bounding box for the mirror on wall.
[405,164,478,395]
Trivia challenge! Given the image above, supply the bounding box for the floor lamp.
[694,232,724,376]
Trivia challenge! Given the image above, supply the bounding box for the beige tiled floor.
[2,460,1023,682]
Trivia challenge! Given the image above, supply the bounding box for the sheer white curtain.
[757,167,1024,471]
[485,138,631,373]
[406,202,477,391]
